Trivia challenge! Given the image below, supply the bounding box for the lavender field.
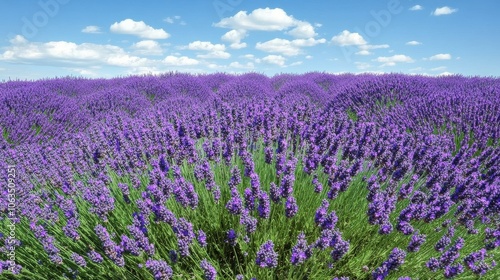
[0,72,499,279]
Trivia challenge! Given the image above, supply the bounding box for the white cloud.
[131,40,163,56]
[110,19,170,39]
[432,6,458,16]
[197,51,231,59]
[187,41,225,52]
[406,41,422,46]
[82,26,102,34]
[374,54,414,66]
[229,61,254,69]
[356,50,372,56]
[221,29,247,49]
[215,8,295,31]
[429,53,452,60]
[256,38,326,56]
[305,55,313,59]
[289,61,303,67]
[331,30,367,46]
[68,67,99,77]
[286,21,317,39]
[185,41,231,59]
[163,55,199,66]
[262,55,286,66]
[0,35,154,68]
[2,38,105,61]
[409,5,423,11]
[10,35,28,45]
[215,7,318,38]
[438,72,454,76]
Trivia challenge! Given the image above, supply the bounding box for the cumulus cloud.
[409,5,423,11]
[432,6,458,16]
[215,7,318,38]
[262,55,286,66]
[110,19,170,39]
[197,51,231,59]
[286,21,317,38]
[82,26,102,34]
[429,53,452,60]
[131,40,163,56]
[163,55,199,66]
[256,38,326,56]
[187,41,225,52]
[229,61,255,69]
[0,35,203,72]
[1,36,148,66]
[374,54,414,66]
[331,30,367,46]
[186,41,231,59]
[406,41,422,46]
[221,29,247,49]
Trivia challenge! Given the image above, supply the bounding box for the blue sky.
[0,0,499,80]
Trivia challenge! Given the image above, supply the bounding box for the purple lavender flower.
[226,188,244,215]
[291,232,312,265]
[256,240,278,268]
[373,247,406,279]
[443,263,464,279]
[87,250,103,264]
[396,221,414,235]
[173,218,195,257]
[120,234,141,256]
[200,259,217,280]
[269,182,281,203]
[152,204,177,225]
[426,257,440,272]
[169,250,178,264]
[330,239,349,261]
[315,199,329,226]
[464,246,497,275]
[240,209,257,234]
[197,229,207,248]
[257,190,271,219]
[407,232,426,253]
[145,259,173,280]
[228,166,242,189]
[285,196,298,218]
[118,182,131,203]
[95,224,125,267]
[378,222,393,235]
[244,188,255,211]
[71,253,87,267]
[438,238,464,268]
[312,174,323,193]
[226,229,238,246]
[434,234,451,252]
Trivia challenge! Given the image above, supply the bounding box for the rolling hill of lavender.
[0,72,499,280]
